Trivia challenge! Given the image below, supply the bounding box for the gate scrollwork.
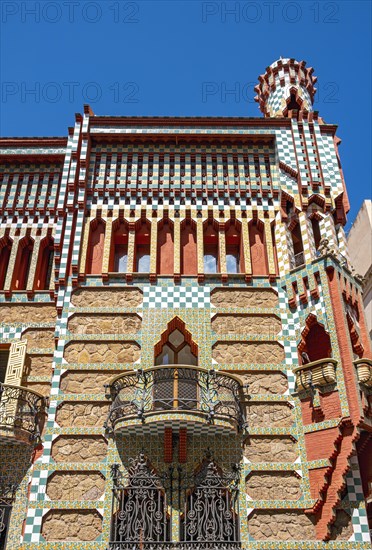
[109,452,241,549]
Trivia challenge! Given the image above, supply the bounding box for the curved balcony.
[354,358,372,388]
[105,365,246,435]
[293,358,337,391]
[0,383,47,445]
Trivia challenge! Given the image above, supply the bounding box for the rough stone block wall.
[41,510,102,541]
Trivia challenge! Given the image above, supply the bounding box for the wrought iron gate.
[0,484,18,550]
[0,495,14,550]
[109,453,241,550]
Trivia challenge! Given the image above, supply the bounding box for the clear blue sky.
[0,0,371,229]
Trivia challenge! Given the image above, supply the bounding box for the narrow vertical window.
[135,220,151,273]
[311,217,322,251]
[114,245,128,272]
[203,221,219,274]
[111,221,129,273]
[225,221,242,274]
[11,235,34,290]
[291,222,304,268]
[0,348,9,384]
[157,219,174,275]
[86,219,106,275]
[0,235,12,290]
[271,222,279,275]
[181,220,197,275]
[35,236,54,290]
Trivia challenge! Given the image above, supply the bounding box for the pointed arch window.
[154,319,198,411]
[298,315,332,363]
[155,327,197,366]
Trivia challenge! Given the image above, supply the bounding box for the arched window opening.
[311,217,322,251]
[290,222,304,268]
[249,220,269,276]
[181,219,197,275]
[287,93,301,113]
[86,219,106,275]
[225,221,242,274]
[0,235,12,290]
[286,200,294,216]
[135,220,151,273]
[111,220,128,272]
[157,219,174,275]
[154,319,198,411]
[271,222,279,275]
[11,235,34,290]
[203,220,219,274]
[35,236,54,290]
[299,316,332,363]
[155,328,197,366]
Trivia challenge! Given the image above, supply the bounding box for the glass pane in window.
[226,252,239,274]
[204,254,217,274]
[136,246,150,272]
[114,245,128,272]
[155,345,174,366]
[178,344,197,366]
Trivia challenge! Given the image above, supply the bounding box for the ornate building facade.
[0,58,371,549]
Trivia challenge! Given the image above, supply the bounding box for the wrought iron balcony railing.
[0,383,47,444]
[290,251,305,270]
[105,365,246,434]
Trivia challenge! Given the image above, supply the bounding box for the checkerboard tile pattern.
[143,285,210,308]
[344,455,371,543]
[346,455,364,502]
[0,325,23,341]
[23,508,44,542]
[351,507,371,543]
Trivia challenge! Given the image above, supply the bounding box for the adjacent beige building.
[347,200,372,340]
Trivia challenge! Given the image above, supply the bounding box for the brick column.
[326,266,363,423]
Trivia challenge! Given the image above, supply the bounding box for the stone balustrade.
[293,358,337,392]
[354,358,372,388]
